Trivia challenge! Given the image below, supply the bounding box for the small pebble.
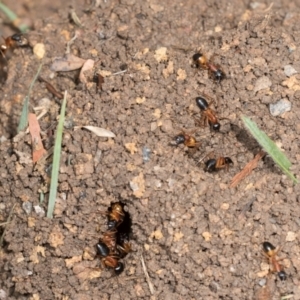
[284,65,297,77]
[142,146,151,163]
[0,289,7,300]
[22,202,32,214]
[34,205,45,217]
[129,181,139,192]
[258,278,267,287]
[269,98,291,116]
[33,43,46,59]
[254,76,272,92]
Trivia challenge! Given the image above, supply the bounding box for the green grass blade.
[241,115,298,184]
[47,91,68,218]
[0,2,29,32]
[17,63,43,132]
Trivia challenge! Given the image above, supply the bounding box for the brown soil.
[1,0,300,299]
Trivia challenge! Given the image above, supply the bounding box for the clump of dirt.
[1,0,300,299]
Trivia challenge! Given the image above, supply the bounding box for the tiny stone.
[22,202,32,215]
[254,76,272,92]
[129,181,139,192]
[160,119,173,133]
[33,43,46,59]
[142,146,151,163]
[34,205,45,217]
[0,289,7,300]
[258,278,267,286]
[269,98,291,116]
[284,65,297,77]
[286,231,296,242]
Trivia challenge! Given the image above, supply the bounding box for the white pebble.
[22,202,32,214]
[34,205,45,217]
[284,65,297,77]
[0,289,7,300]
[269,98,291,116]
[129,181,139,191]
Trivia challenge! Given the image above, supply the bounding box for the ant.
[101,229,118,250]
[117,242,132,259]
[263,241,287,281]
[195,96,220,131]
[96,243,124,275]
[0,33,29,58]
[192,52,225,83]
[205,156,233,172]
[172,130,201,149]
[107,202,125,230]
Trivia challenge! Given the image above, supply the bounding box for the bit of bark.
[38,76,63,99]
[230,151,265,188]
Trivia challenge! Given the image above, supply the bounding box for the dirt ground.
[1,0,300,299]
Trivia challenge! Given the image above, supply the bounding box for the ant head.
[278,271,287,281]
[263,241,275,252]
[195,97,208,110]
[214,69,225,83]
[114,262,124,275]
[11,34,29,47]
[224,157,233,165]
[107,220,118,230]
[192,53,202,62]
[212,123,221,131]
[174,134,185,145]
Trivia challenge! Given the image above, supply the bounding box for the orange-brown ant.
[193,52,225,83]
[263,241,287,281]
[195,96,221,131]
[101,229,118,250]
[117,242,132,259]
[172,131,201,149]
[96,243,124,275]
[107,203,125,230]
[205,156,233,172]
[0,33,29,58]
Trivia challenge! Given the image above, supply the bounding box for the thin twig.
[140,254,154,295]
[38,76,63,99]
[0,204,16,247]
[111,70,127,76]
[230,151,265,188]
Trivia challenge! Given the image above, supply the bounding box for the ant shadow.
[230,123,281,176]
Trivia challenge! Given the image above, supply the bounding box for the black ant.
[195,96,220,131]
[193,52,225,83]
[263,241,287,281]
[205,156,233,172]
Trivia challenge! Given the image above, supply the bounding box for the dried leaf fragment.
[230,151,265,188]
[78,126,116,137]
[51,54,86,72]
[28,113,46,163]
[79,59,95,84]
